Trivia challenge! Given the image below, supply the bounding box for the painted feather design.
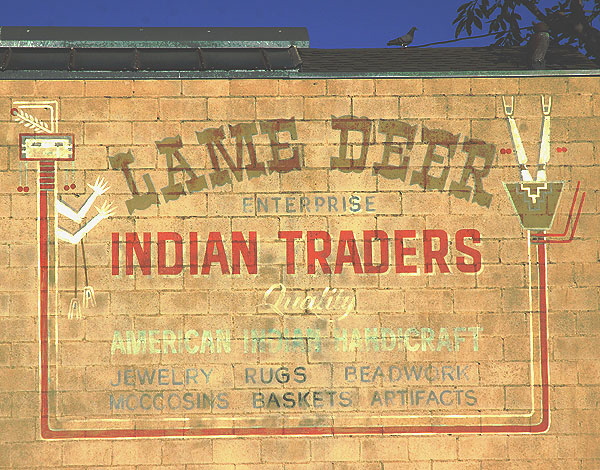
[11,108,52,133]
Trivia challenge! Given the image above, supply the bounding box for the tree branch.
[453,0,600,64]
[547,0,600,61]
[520,0,547,21]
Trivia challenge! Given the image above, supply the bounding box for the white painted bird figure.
[387,27,417,47]
[529,22,550,70]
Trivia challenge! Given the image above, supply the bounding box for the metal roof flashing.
[0,26,310,49]
[2,69,600,80]
[0,29,598,78]
[288,69,600,78]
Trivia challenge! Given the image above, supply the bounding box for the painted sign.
[12,93,585,438]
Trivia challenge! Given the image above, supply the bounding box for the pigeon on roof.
[387,27,417,47]
[528,22,550,70]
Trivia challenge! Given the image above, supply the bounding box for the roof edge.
[0,26,310,49]
[1,68,600,80]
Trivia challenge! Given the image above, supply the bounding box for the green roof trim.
[0,26,310,49]
[1,69,600,80]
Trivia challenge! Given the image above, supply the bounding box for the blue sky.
[3,0,583,49]
[0,0,505,49]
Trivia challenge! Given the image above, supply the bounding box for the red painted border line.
[38,183,550,439]
[534,181,580,238]
[40,190,51,437]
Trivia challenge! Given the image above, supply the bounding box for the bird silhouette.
[387,27,417,47]
[528,22,550,70]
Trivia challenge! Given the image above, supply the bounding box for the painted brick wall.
[0,76,598,469]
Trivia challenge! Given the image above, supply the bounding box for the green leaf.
[456,3,470,13]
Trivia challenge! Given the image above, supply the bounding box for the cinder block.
[134,80,182,96]
[327,79,375,96]
[375,79,423,96]
[208,97,255,121]
[256,97,303,120]
[311,438,360,462]
[280,79,326,96]
[408,436,457,460]
[458,435,508,460]
[86,80,133,96]
[160,97,208,121]
[305,97,351,120]
[424,78,470,95]
[110,97,159,121]
[36,80,85,96]
[213,440,260,463]
[230,79,279,96]
[183,80,230,97]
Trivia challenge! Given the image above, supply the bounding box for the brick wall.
[0,76,598,468]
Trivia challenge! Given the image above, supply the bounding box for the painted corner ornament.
[502,95,551,183]
[55,177,114,244]
[11,100,114,319]
[56,177,114,318]
[502,95,585,238]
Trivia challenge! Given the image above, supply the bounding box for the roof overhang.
[0,26,310,49]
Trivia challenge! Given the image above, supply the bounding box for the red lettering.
[112,232,120,275]
[202,232,230,274]
[423,229,450,274]
[157,232,183,275]
[394,230,417,274]
[190,232,198,275]
[278,231,303,274]
[334,231,363,274]
[363,230,389,274]
[113,228,482,277]
[455,229,482,273]
[232,231,258,274]
[307,231,332,274]
[126,232,152,275]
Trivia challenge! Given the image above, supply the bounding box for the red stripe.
[39,190,50,438]
[538,240,551,427]
[38,197,551,439]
